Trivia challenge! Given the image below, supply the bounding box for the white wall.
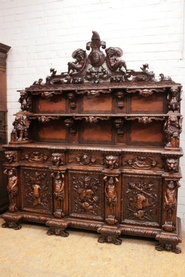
[0,0,185,229]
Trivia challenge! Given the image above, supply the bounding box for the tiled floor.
[0,218,185,277]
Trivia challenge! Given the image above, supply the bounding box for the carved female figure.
[3,168,18,212]
[51,171,65,217]
[164,180,177,221]
[104,176,118,214]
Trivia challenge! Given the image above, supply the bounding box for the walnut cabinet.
[1,32,183,253]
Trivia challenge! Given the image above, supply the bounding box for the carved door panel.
[121,174,162,228]
[68,170,104,221]
[21,167,53,215]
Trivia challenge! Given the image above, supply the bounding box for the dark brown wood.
[0,32,183,253]
[0,43,11,213]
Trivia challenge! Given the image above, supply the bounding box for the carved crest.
[28,31,173,86]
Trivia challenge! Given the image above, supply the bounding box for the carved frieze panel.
[69,171,104,220]
[21,168,52,214]
[125,116,165,124]
[122,154,163,171]
[21,150,49,163]
[126,87,165,97]
[122,175,162,226]
[68,151,101,167]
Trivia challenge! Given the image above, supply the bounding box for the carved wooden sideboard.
[0,43,11,212]
[1,32,183,253]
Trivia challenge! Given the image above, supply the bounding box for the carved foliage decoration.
[125,116,165,124]
[23,170,52,212]
[126,88,165,97]
[71,174,101,217]
[126,180,158,222]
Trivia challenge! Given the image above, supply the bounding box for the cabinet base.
[0,211,182,253]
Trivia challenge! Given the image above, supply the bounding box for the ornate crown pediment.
[30,31,174,87]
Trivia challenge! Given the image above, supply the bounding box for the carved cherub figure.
[11,116,30,142]
[168,85,181,112]
[164,114,182,148]
[106,47,127,72]
[68,48,86,74]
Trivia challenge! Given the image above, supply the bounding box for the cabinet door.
[21,167,53,215]
[121,174,162,228]
[68,170,105,221]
